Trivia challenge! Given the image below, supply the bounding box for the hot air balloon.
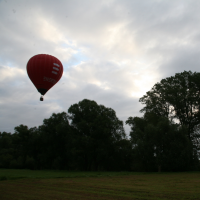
[27,54,63,101]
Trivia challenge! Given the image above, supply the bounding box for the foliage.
[1,70,200,172]
[68,99,127,170]
[126,113,193,172]
[139,71,200,143]
[0,99,131,171]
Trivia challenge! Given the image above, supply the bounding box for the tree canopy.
[139,71,200,145]
[126,113,193,172]
[0,71,200,171]
[0,99,131,171]
[68,99,127,170]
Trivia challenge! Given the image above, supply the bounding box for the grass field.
[0,169,200,200]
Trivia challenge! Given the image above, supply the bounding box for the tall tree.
[139,71,200,144]
[14,125,31,168]
[68,99,126,171]
[38,112,72,169]
[0,132,13,168]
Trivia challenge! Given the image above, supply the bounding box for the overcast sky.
[1,0,200,135]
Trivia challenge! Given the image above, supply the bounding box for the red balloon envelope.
[27,54,63,100]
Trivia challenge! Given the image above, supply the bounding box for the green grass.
[0,169,142,180]
[0,169,200,200]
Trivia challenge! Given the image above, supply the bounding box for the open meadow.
[0,169,200,200]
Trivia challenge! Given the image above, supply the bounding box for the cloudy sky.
[1,0,200,135]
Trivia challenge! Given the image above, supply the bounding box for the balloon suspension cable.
[40,96,44,101]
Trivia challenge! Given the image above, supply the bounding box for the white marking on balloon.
[53,63,60,67]
[53,67,59,71]
[43,76,56,83]
[52,71,58,75]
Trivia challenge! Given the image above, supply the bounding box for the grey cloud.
[1,0,200,135]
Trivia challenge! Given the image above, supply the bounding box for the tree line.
[0,71,200,171]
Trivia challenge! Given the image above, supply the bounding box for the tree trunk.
[158,165,161,172]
